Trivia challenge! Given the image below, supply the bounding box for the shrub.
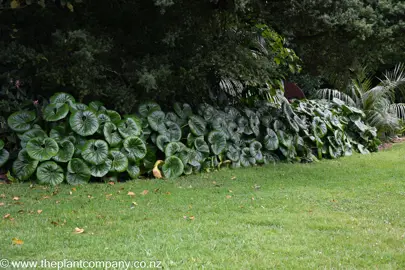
[1,92,380,185]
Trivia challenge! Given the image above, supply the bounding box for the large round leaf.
[0,149,9,167]
[66,158,91,185]
[147,110,166,132]
[143,145,157,171]
[7,111,36,133]
[174,103,193,119]
[69,103,88,113]
[89,101,106,112]
[106,110,122,124]
[162,156,184,178]
[156,135,170,152]
[277,130,293,148]
[26,138,59,161]
[249,115,260,137]
[240,148,254,167]
[264,129,279,151]
[227,122,241,143]
[70,110,99,136]
[165,142,182,157]
[249,141,263,161]
[49,126,67,141]
[36,161,64,186]
[82,139,109,165]
[226,145,240,162]
[138,102,161,118]
[165,121,182,141]
[104,122,122,147]
[97,112,111,132]
[312,117,327,138]
[50,92,75,105]
[20,128,48,148]
[90,159,112,178]
[12,150,39,180]
[208,131,227,155]
[194,137,210,154]
[188,115,206,136]
[127,161,140,179]
[123,136,147,161]
[109,150,128,172]
[118,116,142,138]
[52,140,75,163]
[43,103,69,122]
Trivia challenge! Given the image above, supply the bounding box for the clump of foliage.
[1,92,379,185]
[317,64,405,137]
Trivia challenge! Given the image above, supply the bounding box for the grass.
[1,144,405,269]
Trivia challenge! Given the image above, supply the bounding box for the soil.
[378,137,405,151]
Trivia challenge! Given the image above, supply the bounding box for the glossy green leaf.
[264,128,279,150]
[226,145,240,162]
[165,142,182,157]
[138,102,161,118]
[69,103,88,113]
[194,137,210,154]
[36,161,64,186]
[0,149,9,167]
[312,117,327,138]
[20,128,48,148]
[12,150,39,181]
[70,110,99,136]
[66,158,91,185]
[43,103,69,122]
[82,139,109,165]
[109,150,128,172]
[165,121,182,141]
[147,110,166,132]
[7,111,36,133]
[106,110,121,124]
[208,131,227,155]
[249,141,263,160]
[123,136,147,161]
[104,122,122,147]
[156,135,170,152]
[174,103,193,119]
[188,115,206,136]
[52,140,75,163]
[26,138,59,161]
[162,156,184,178]
[50,92,75,105]
[118,116,142,138]
[90,159,112,178]
[127,161,140,179]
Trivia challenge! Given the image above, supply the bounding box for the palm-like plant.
[317,63,405,136]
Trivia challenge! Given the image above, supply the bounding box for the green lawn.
[1,144,405,269]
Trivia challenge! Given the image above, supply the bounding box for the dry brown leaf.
[3,213,11,219]
[12,196,20,201]
[12,238,23,245]
[55,200,60,204]
[37,210,43,214]
[0,202,4,206]
[140,190,149,196]
[71,187,76,191]
[231,176,236,180]
[42,196,50,199]
[127,191,135,197]
[251,197,255,201]
[51,221,59,226]
[18,209,24,214]
[108,181,115,185]
[226,195,232,199]
[73,227,85,234]
[166,192,171,195]
[0,194,5,198]
[189,216,195,220]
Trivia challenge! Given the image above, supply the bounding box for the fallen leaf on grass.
[87,195,93,199]
[251,197,255,201]
[228,190,233,193]
[108,181,115,185]
[12,196,20,201]
[127,192,135,197]
[42,196,50,199]
[231,176,236,180]
[37,210,43,214]
[130,202,138,209]
[18,210,24,214]
[0,194,5,198]
[73,227,85,234]
[153,188,160,193]
[189,216,195,220]
[71,187,77,191]
[69,191,73,195]
[3,213,11,219]
[0,202,4,206]
[140,190,149,196]
[226,195,232,199]
[55,200,60,204]
[12,238,23,245]
[166,192,171,195]
[183,215,195,221]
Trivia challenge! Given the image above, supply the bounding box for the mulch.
[378,137,405,151]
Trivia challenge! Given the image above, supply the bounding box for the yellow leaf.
[37,210,43,214]
[10,0,20,9]
[153,160,164,179]
[12,238,23,245]
[67,2,74,12]
[73,227,84,234]
[189,216,195,220]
